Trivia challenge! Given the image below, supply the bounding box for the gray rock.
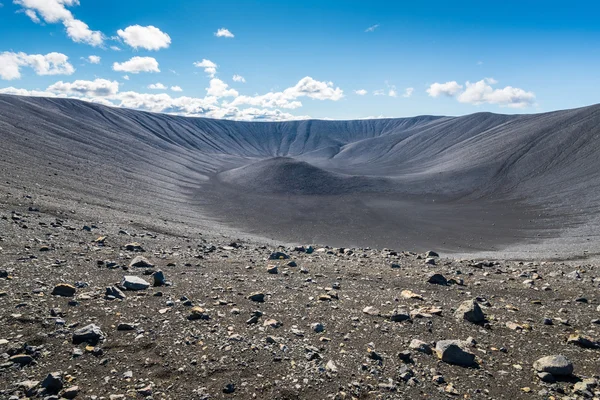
[269,251,289,260]
[152,270,166,286]
[248,292,265,302]
[435,340,476,367]
[427,273,448,285]
[311,322,325,333]
[129,256,153,268]
[41,372,63,394]
[10,354,34,365]
[424,257,436,265]
[533,355,573,376]
[454,299,485,323]
[426,251,439,257]
[121,275,150,291]
[389,308,411,322]
[537,372,555,383]
[61,386,80,399]
[117,323,136,331]
[72,324,105,345]
[267,265,278,274]
[409,339,432,354]
[51,284,76,297]
[105,286,126,299]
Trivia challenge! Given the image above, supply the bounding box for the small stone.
[409,339,432,354]
[427,273,447,285]
[533,355,573,376]
[152,270,166,286]
[267,265,278,274]
[362,306,380,315]
[105,286,126,300]
[10,354,34,365]
[454,299,485,323]
[187,307,210,321]
[311,322,325,333]
[426,251,439,258]
[567,334,597,349]
[121,275,150,291]
[51,284,76,297]
[398,350,412,363]
[223,383,235,394]
[268,252,289,260]
[435,340,476,367]
[424,257,436,265]
[41,372,63,394]
[125,242,144,252]
[432,375,445,384]
[537,372,555,383]
[389,308,411,322]
[137,385,152,397]
[117,323,136,331]
[263,318,282,328]
[325,360,338,372]
[248,292,265,302]
[72,324,105,345]
[129,256,153,268]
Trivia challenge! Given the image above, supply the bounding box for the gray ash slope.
[1,94,600,258]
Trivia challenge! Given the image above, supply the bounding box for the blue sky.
[0,0,598,120]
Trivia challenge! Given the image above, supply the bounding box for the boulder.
[121,275,150,291]
[533,355,573,376]
[435,340,476,367]
[454,299,485,323]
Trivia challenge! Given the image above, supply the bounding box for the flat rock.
[51,283,76,297]
[427,273,448,285]
[72,324,105,345]
[121,275,150,291]
[533,355,574,376]
[129,255,153,268]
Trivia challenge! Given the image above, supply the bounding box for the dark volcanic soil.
[1,192,599,400]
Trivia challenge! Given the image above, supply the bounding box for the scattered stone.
[124,242,144,252]
[269,252,289,260]
[566,334,597,349]
[426,251,439,257]
[435,340,476,367]
[187,307,210,321]
[121,275,150,291]
[454,299,485,323]
[409,339,432,354]
[267,265,278,274]
[389,308,411,322]
[41,372,63,394]
[72,324,105,345]
[248,292,265,302]
[223,383,235,394]
[51,283,76,297]
[263,318,282,328]
[311,322,325,333]
[401,290,423,300]
[424,257,436,265]
[117,323,136,331]
[427,273,448,285]
[105,286,126,300]
[533,355,573,376]
[325,360,338,372]
[363,306,380,315]
[129,255,153,268]
[152,270,166,286]
[10,354,34,366]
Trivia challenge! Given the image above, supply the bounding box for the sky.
[0,0,599,121]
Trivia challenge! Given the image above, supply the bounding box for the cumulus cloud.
[110,45,121,51]
[226,76,343,109]
[0,51,75,80]
[354,89,367,96]
[117,25,171,50]
[206,78,238,98]
[170,86,182,92]
[122,75,129,80]
[365,24,379,32]
[388,87,398,97]
[148,82,167,90]
[113,56,160,74]
[87,55,100,64]
[426,81,463,97]
[457,78,535,108]
[14,0,103,46]
[428,78,535,108]
[215,28,234,38]
[47,78,119,97]
[232,74,245,83]
[403,87,414,98]
[193,59,217,77]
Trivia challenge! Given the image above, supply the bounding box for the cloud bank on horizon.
[1,0,594,120]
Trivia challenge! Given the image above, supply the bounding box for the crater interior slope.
[1,94,599,258]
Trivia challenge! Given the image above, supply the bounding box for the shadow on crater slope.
[1,94,599,257]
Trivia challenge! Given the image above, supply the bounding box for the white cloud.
[47,78,119,97]
[428,78,535,108]
[15,0,104,46]
[232,74,245,83]
[215,28,234,38]
[403,87,414,98]
[171,86,182,92]
[87,55,100,64]
[193,59,217,77]
[457,78,535,108]
[388,87,398,98]
[116,25,171,50]
[123,75,129,80]
[113,56,160,74]
[426,81,463,97]
[226,76,343,109]
[148,82,167,90]
[373,89,385,96]
[206,78,239,98]
[110,45,121,51]
[365,24,380,32]
[0,51,75,80]
[354,89,367,96]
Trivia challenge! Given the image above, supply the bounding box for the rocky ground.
[1,194,599,400]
